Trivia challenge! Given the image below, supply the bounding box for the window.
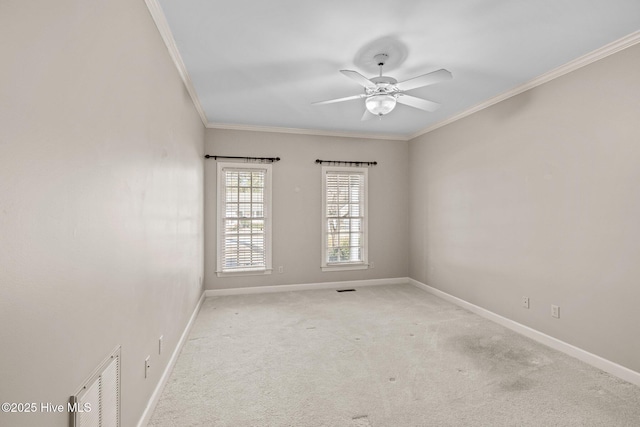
[322,166,368,271]
[217,162,272,276]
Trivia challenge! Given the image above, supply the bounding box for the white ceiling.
[154,0,640,139]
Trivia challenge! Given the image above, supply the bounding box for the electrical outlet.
[144,356,150,378]
[159,335,163,355]
[278,266,283,274]
[522,296,530,309]
[551,305,560,318]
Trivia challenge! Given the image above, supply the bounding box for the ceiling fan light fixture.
[365,94,396,116]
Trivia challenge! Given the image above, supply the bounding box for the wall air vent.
[70,346,121,427]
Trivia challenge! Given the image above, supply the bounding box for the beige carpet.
[149,284,640,426]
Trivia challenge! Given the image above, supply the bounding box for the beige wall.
[409,43,640,373]
[204,129,409,290]
[0,1,204,426]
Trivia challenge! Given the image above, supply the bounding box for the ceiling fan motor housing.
[367,76,399,97]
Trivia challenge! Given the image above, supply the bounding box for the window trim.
[216,162,272,277]
[321,166,369,272]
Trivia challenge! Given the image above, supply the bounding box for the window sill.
[216,269,272,278]
[321,263,369,272]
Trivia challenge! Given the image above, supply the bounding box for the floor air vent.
[70,346,121,427]
[337,289,356,292]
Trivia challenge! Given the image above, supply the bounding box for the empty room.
[1,1,640,426]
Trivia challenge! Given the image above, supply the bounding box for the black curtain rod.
[205,155,280,162]
[315,159,377,167]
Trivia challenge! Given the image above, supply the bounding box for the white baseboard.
[408,278,640,388]
[137,291,206,427]
[137,276,640,423]
[205,277,410,297]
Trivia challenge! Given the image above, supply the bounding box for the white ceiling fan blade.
[340,70,377,89]
[396,69,452,91]
[396,94,441,112]
[312,94,365,105]
[361,109,376,121]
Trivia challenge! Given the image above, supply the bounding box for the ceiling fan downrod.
[374,53,389,77]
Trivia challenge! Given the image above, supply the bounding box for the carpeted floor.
[149,284,640,426]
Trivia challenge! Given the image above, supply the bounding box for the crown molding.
[145,0,208,126]
[207,122,409,141]
[409,30,640,140]
[145,4,638,143]
[145,0,404,141]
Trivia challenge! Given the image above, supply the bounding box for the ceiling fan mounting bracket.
[374,53,389,67]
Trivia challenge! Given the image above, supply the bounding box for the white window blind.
[217,163,272,276]
[322,167,368,271]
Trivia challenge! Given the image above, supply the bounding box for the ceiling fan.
[313,53,452,120]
